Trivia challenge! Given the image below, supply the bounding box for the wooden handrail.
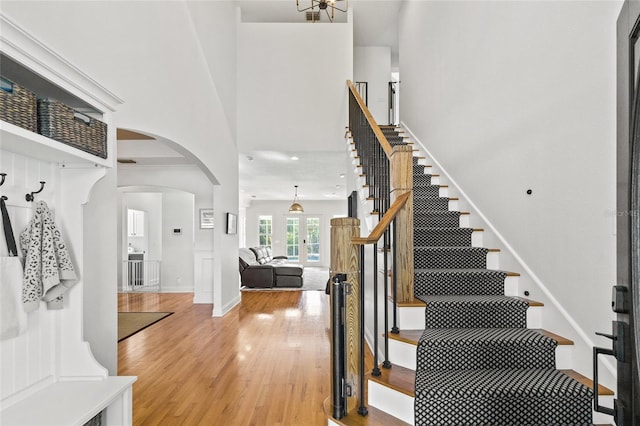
[351,192,411,245]
[347,80,393,158]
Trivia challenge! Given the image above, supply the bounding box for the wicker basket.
[37,98,107,159]
[0,76,38,132]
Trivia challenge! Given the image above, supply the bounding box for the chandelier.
[289,185,304,213]
[296,0,347,22]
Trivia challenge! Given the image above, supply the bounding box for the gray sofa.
[239,247,304,288]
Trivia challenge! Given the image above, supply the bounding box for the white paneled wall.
[0,151,58,400]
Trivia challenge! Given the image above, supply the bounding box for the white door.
[284,215,322,266]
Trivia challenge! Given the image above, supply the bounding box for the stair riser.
[398,306,427,330]
[412,186,448,198]
[417,346,556,370]
[413,198,450,212]
[471,230,483,247]
[368,381,415,425]
[414,230,473,247]
[361,375,606,426]
[414,249,488,269]
[415,274,519,296]
[397,303,539,330]
[389,339,573,370]
[425,306,527,328]
[414,213,463,228]
[415,271,508,296]
[413,175,433,187]
[414,396,593,425]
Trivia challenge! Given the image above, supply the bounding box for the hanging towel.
[1,197,27,340]
[20,200,77,312]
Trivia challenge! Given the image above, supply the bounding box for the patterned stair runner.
[414,369,594,425]
[384,126,597,425]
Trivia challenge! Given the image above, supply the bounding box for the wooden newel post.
[330,217,361,413]
[390,145,414,302]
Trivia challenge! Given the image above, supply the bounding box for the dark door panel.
[612,2,640,423]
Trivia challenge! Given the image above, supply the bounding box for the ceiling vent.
[117,159,137,164]
[306,11,320,21]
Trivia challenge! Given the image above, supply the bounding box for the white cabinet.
[0,12,135,426]
[127,209,145,237]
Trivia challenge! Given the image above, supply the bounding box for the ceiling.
[117,0,401,206]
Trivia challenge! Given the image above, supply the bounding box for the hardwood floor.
[118,291,331,425]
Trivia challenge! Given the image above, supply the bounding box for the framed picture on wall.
[226,212,237,235]
[200,209,214,229]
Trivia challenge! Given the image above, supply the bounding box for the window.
[306,217,320,262]
[286,217,300,261]
[258,216,272,248]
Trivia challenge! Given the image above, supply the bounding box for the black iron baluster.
[391,218,399,334]
[372,242,381,377]
[383,229,391,368]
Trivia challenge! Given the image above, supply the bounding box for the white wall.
[161,191,195,292]
[354,46,391,125]
[237,10,353,153]
[186,1,237,141]
[398,0,621,387]
[245,200,347,268]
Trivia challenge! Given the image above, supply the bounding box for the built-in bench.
[0,377,136,426]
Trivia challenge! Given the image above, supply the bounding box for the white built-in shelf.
[0,120,110,167]
[0,377,137,426]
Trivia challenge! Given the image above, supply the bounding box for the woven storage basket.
[37,98,107,159]
[0,76,38,132]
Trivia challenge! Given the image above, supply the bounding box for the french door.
[284,215,322,266]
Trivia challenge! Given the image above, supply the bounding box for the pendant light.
[289,185,304,213]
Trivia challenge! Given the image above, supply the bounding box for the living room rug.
[118,312,173,342]
[241,267,330,292]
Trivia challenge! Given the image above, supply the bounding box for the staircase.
[331,126,613,426]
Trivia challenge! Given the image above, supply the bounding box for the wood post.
[330,217,361,413]
[390,145,414,302]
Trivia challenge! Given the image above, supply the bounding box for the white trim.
[0,12,123,112]
[401,120,616,378]
[218,294,241,317]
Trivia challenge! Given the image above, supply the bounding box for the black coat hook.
[0,173,6,187]
[26,181,46,202]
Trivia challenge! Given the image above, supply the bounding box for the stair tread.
[367,363,612,398]
[415,368,593,398]
[388,328,573,346]
[323,398,410,426]
[414,268,519,277]
[368,364,416,397]
[416,294,528,305]
[414,227,473,230]
[402,292,540,304]
[414,246,499,252]
[561,369,614,395]
[414,211,470,215]
[513,296,544,307]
